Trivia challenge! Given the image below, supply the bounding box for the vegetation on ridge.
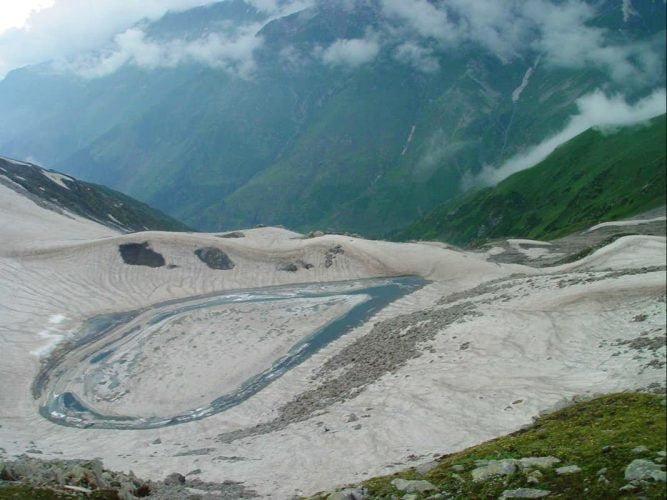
[396,114,666,246]
[314,393,667,499]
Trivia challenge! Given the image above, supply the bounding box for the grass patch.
[318,393,666,499]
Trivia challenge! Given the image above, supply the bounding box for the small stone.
[151,438,162,445]
[391,479,437,493]
[346,413,359,423]
[597,468,608,475]
[527,476,540,484]
[625,459,666,481]
[619,483,638,492]
[555,465,581,475]
[163,472,186,485]
[601,445,613,453]
[451,465,465,472]
[598,475,609,485]
[402,495,418,500]
[500,488,551,498]
[632,446,650,454]
[657,451,666,457]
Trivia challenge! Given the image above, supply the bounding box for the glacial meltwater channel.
[37,276,426,429]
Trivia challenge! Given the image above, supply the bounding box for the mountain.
[395,114,666,245]
[0,0,664,236]
[0,156,191,232]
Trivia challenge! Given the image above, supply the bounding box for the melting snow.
[42,170,73,190]
[0,156,31,167]
[512,67,534,103]
[401,125,416,156]
[622,0,638,23]
[30,314,69,358]
[586,216,666,233]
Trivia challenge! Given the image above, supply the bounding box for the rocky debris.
[325,244,345,268]
[217,231,245,238]
[278,260,314,272]
[390,478,436,493]
[471,456,561,483]
[554,465,581,475]
[194,247,235,270]
[119,242,165,267]
[218,301,478,444]
[326,485,367,499]
[632,445,650,453]
[0,456,257,499]
[500,488,551,498]
[624,458,666,482]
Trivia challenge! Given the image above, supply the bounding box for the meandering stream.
[37,276,426,429]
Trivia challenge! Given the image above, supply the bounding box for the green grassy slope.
[313,393,666,499]
[396,115,666,245]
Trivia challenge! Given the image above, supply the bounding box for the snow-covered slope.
[0,180,664,498]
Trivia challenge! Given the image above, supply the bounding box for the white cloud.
[470,88,667,186]
[320,34,380,68]
[380,0,454,42]
[0,0,223,78]
[0,0,663,83]
[72,24,263,78]
[0,1,54,35]
[394,41,439,73]
[378,0,664,85]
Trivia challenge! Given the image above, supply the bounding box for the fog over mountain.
[0,0,664,235]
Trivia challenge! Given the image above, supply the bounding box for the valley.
[0,1,665,498]
[0,168,664,498]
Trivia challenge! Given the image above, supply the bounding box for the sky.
[0,0,663,84]
[0,1,54,34]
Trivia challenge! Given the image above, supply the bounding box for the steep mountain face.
[396,115,667,245]
[0,0,664,235]
[0,156,191,232]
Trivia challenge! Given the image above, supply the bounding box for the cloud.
[470,88,667,186]
[319,34,380,68]
[378,0,664,85]
[72,24,263,78]
[380,0,454,42]
[0,0,223,78]
[394,41,439,73]
[0,0,664,83]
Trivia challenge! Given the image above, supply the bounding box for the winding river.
[36,276,426,430]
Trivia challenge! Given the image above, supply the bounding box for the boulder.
[554,465,581,475]
[163,472,186,485]
[625,459,666,482]
[391,478,437,493]
[518,457,561,470]
[500,488,551,498]
[472,459,517,481]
